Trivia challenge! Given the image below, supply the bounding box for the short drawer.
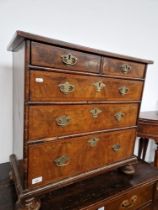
[27,128,136,188]
[83,184,153,210]
[102,57,146,79]
[31,42,101,73]
[30,70,143,102]
[138,122,158,138]
[27,103,139,141]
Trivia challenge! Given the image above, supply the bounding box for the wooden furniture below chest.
[23,161,158,210]
[1,161,158,210]
[8,31,153,209]
[138,111,158,167]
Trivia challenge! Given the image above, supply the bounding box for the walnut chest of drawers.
[8,31,153,209]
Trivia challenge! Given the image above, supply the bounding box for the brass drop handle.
[56,115,70,127]
[114,112,125,121]
[61,53,78,65]
[120,64,132,74]
[119,86,129,96]
[121,195,137,208]
[54,155,70,167]
[58,81,75,95]
[90,108,102,118]
[93,81,106,92]
[88,137,100,147]
[112,144,121,152]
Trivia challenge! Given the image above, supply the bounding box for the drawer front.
[31,42,101,73]
[28,103,139,140]
[138,123,158,137]
[28,129,136,188]
[30,70,143,102]
[102,57,145,79]
[83,184,153,210]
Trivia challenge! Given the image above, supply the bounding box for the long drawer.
[81,184,153,210]
[28,128,136,188]
[27,103,139,140]
[31,42,101,73]
[29,70,143,102]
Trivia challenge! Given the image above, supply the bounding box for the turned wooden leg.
[142,138,149,161]
[138,137,145,159]
[16,197,41,210]
[154,143,158,168]
[138,138,149,161]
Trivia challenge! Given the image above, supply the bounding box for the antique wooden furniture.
[8,31,153,209]
[1,161,158,210]
[138,111,158,167]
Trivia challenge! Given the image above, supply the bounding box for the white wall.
[0,0,158,163]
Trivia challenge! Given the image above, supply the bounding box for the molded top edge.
[7,30,153,64]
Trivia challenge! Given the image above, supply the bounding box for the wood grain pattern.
[1,162,158,210]
[27,103,139,140]
[82,184,153,210]
[8,31,154,65]
[102,57,146,79]
[27,129,136,188]
[31,42,101,73]
[138,123,158,139]
[8,31,154,208]
[29,70,143,102]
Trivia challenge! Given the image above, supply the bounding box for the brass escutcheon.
[90,108,102,118]
[112,144,121,152]
[121,195,137,208]
[58,81,75,95]
[93,81,106,92]
[88,137,100,147]
[54,155,70,167]
[56,115,70,127]
[61,53,78,65]
[114,112,125,121]
[119,86,129,96]
[120,64,132,74]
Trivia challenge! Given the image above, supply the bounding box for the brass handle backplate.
[54,155,70,167]
[114,112,125,121]
[119,86,129,95]
[58,81,75,95]
[88,137,100,147]
[90,108,102,118]
[112,144,121,152]
[61,53,78,65]
[121,195,137,208]
[56,115,70,127]
[93,81,106,92]
[120,64,132,74]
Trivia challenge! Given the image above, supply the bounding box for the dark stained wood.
[31,42,101,73]
[1,161,158,210]
[137,111,158,166]
[102,57,146,79]
[27,103,139,141]
[30,70,144,102]
[154,144,158,168]
[8,31,153,65]
[27,129,136,189]
[82,184,153,210]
